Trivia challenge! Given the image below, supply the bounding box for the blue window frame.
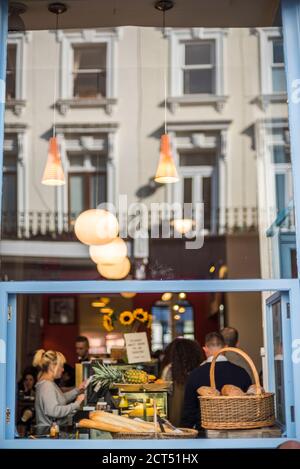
[1,0,300,450]
[0,279,300,448]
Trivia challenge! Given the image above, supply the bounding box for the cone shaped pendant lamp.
[41,3,67,186]
[42,137,65,185]
[155,133,179,183]
[154,1,179,184]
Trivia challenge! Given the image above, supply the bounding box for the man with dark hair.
[181,331,252,429]
[220,327,239,347]
[220,327,252,379]
[75,336,90,363]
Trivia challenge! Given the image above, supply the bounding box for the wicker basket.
[199,347,275,430]
[112,428,198,439]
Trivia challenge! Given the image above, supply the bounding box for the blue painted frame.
[0,279,300,449]
[0,0,300,451]
[266,292,296,436]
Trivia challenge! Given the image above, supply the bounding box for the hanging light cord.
[163,9,167,135]
[52,12,59,138]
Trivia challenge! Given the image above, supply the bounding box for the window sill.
[167,95,228,113]
[5,99,26,116]
[56,98,117,116]
[256,93,287,111]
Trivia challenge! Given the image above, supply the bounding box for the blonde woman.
[33,349,85,428]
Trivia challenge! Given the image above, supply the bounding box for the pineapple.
[91,363,124,391]
[124,369,148,384]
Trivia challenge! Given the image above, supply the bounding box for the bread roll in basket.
[199,347,275,430]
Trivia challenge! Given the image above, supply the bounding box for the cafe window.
[73,43,107,98]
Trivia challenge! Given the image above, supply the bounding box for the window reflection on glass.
[73,44,107,98]
[68,153,107,222]
[183,41,215,94]
[272,300,286,427]
[271,38,286,93]
[6,43,17,100]
[151,302,194,351]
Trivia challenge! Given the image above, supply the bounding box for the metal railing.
[0,208,263,241]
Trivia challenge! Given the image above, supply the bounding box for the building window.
[68,153,107,220]
[57,30,118,114]
[2,150,18,237]
[257,28,287,109]
[183,41,215,95]
[6,44,17,100]
[5,33,28,115]
[270,38,286,93]
[168,29,227,111]
[270,135,292,216]
[178,149,217,231]
[72,43,107,98]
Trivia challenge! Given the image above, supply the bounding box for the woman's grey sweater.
[35,379,80,427]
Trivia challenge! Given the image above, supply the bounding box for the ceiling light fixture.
[8,2,27,32]
[154,0,179,184]
[41,3,67,186]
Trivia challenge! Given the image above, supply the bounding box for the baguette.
[89,411,156,433]
[89,410,174,433]
[78,418,129,433]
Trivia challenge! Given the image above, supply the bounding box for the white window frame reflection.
[167,28,228,112]
[256,27,287,110]
[5,32,29,116]
[56,29,118,115]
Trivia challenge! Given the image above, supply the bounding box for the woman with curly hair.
[160,338,203,427]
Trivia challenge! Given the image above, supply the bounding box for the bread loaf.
[221,385,245,396]
[197,386,220,397]
[246,384,265,395]
[78,418,128,433]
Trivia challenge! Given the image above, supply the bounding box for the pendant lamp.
[154,1,179,184]
[41,3,67,186]
[41,137,65,185]
[155,134,179,183]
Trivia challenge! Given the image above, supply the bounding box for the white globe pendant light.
[89,238,127,265]
[74,209,119,246]
[97,257,131,280]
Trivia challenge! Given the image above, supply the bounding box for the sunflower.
[119,310,134,326]
[147,313,153,329]
[102,314,114,332]
[133,308,148,323]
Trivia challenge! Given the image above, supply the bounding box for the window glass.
[6,43,16,99]
[73,44,106,98]
[1,26,295,281]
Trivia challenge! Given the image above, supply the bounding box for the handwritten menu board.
[124,332,151,364]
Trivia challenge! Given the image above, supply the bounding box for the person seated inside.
[18,366,37,398]
[181,332,252,429]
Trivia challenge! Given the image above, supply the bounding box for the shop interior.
[14,289,279,439]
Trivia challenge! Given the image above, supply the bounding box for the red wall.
[42,294,79,366]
